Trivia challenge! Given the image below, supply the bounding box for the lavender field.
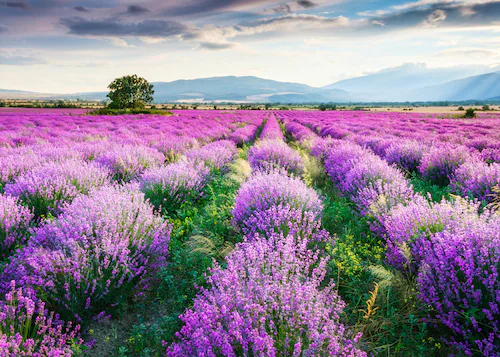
[0,109,499,356]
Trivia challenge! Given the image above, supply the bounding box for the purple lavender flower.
[480,147,500,164]
[0,194,33,257]
[229,124,260,146]
[2,185,171,322]
[382,196,481,272]
[248,140,305,176]
[384,139,427,172]
[4,160,111,219]
[154,136,199,163]
[233,170,323,231]
[417,216,500,356]
[95,144,165,182]
[167,233,366,357]
[451,161,500,203]
[240,204,330,243]
[419,144,475,186]
[140,160,211,211]
[185,140,238,173]
[0,281,82,356]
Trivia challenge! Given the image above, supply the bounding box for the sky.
[1,0,500,93]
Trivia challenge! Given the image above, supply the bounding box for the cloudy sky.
[1,0,500,93]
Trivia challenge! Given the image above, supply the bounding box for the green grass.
[410,174,451,202]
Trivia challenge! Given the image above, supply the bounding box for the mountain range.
[2,64,500,103]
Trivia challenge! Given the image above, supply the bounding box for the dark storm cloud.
[74,6,90,12]
[3,1,29,10]
[297,0,317,9]
[372,1,500,29]
[60,16,189,37]
[127,5,150,15]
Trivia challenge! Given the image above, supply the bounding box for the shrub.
[382,196,481,273]
[0,194,33,257]
[418,144,473,186]
[248,140,304,176]
[240,203,330,243]
[0,281,82,356]
[323,141,368,186]
[167,233,365,357]
[140,161,211,212]
[480,148,500,164]
[1,185,171,322]
[4,160,111,219]
[185,140,238,174]
[154,136,199,163]
[384,139,426,172]
[417,216,500,356]
[463,108,476,118]
[232,170,323,231]
[450,161,500,203]
[95,144,165,182]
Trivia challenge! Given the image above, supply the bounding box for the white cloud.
[420,9,447,27]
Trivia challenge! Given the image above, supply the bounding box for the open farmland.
[0,109,499,357]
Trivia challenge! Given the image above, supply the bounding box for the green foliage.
[107,75,155,109]
[482,104,490,111]
[410,174,450,202]
[458,106,464,111]
[318,103,337,111]
[463,108,476,118]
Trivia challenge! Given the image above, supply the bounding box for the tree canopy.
[107,75,154,109]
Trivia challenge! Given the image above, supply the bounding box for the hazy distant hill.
[2,68,500,103]
[151,76,317,102]
[323,63,500,102]
[410,72,500,101]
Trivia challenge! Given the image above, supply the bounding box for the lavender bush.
[140,160,211,211]
[450,161,500,203]
[4,160,111,219]
[232,170,323,232]
[248,140,304,176]
[382,196,480,272]
[0,281,82,356]
[185,140,238,173]
[2,185,171,322]
[419,144,474,186]
[418,217,500,356]
[95,144,165,181]
[384,139,426,172]
[0,194,33,257]
[167,233,365,357]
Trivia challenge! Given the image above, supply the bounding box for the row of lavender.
[283,116,499,357]
[167,115,366,356]
[0,111,265,354]
[277,111,500,204]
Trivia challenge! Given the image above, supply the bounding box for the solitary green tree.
[107,75,154,109]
